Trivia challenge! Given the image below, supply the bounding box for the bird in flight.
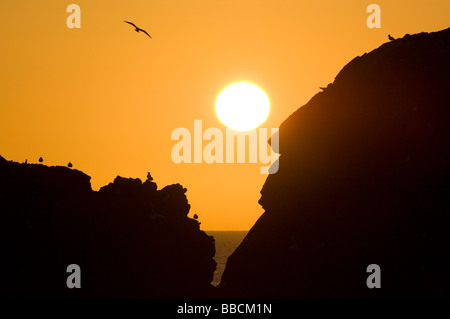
[124,21,152,38]
[388,34,396,41]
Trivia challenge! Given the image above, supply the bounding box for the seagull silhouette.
[388,34,395,41]
[124,21,152,38]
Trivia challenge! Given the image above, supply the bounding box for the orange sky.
[1,1,449,230]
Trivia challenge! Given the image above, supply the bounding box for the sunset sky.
[1,1,449,230]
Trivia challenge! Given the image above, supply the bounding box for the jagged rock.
[159,184,191,218]
[220,28,450,298]
[99,176,145,196]
[0,157,216,298]
[143,177,157,194]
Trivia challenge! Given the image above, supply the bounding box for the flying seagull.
[124,21,152,38]
[388,34,395,41]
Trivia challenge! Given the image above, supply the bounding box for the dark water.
[206,231,248,286]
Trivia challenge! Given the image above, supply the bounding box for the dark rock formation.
[0,157,215,298]
[220,28,450,298]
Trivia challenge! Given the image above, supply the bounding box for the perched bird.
[388,34,396,41]
[38,157,43,163]
[68,162,73,168]
[319,83,333,91]
[124,21,152,38]
[193,214,199,220]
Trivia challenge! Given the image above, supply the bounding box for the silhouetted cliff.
[0,156,216,298]
[220,28,450,298]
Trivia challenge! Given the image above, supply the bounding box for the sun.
[215,82,270,131]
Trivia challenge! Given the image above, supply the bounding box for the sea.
[205,231,248,287]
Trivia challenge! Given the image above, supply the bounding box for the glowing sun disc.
[215,82,270,131]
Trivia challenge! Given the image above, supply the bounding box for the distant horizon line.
[204,230,249,232]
